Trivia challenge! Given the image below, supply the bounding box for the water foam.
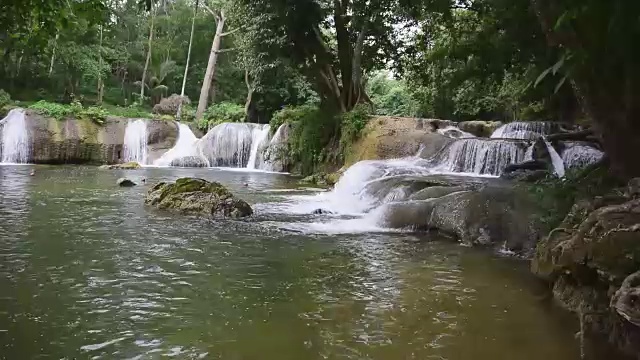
[0,109,31,164]
[154,123,206,167]
[123,120,149,165]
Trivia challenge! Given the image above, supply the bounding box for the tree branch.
[221,27,241,37]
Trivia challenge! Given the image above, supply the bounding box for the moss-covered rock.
[457,120,503,137]
[145,178,253,218]
[343,116,455,166]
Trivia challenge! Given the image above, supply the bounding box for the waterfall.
[154,122,207,167]
[199,123,257,167]
[561,142,604,170]
[123,119,149,164]
[260,123,289,172]
[491,122,557,140]
[429,138,530,176]
[0,109,31,164]
[543,137,566,177]
[247,124,271,169]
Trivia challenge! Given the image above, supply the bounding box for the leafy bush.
[200,102,245,130]
[104,105,153,119]
[0,89,11,108]
[339,104,371,156]
[525,164,623,228]
[29,100,108,125]
[270,104,318,134]
[281,105,338,175]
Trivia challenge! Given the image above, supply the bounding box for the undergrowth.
[525,163,623,228]
[199,102,245,130]
[339,104,371,158]
[29,100,108,125]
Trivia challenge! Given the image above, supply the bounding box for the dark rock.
[117,178,137,187]
[612,271,640,328]
[145,177,253,218]
[152,94,190,115]
[312,208,333,215]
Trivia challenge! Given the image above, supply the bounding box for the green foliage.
[526,165,623,228]
[200,102,245,130]
[102,104,153,119]
[367,72,419,117]
[271,104,337,175]
[269,105,317,134]
[339,104,371,156]
[29,100,108,125]
[0,89,11,107]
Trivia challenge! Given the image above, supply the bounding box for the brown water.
[0,165,580,359]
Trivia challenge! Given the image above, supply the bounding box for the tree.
[237,0,404,113]
[177,0,199,120]
[530,0,640,178]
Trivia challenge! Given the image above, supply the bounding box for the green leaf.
[552,56,565,75]
[554,75,568,94]
[534,66,553,88]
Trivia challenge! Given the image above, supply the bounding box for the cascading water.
[247,124,271,170]
[123,119,149,164]
[543,137,566,177]
[428,138,530,176]
[154,122,207,167]
[260,124,289,172]
[0,109,31,164]
[561,142,604,170]
[199,123,256,167]
[491,122,557,140]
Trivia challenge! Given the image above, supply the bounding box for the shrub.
[200,102,245,130]
[339,104,372,157]
[525,164,623,228]
[270,104,317,134]
[0,89,11,108]
[29,100,108,125]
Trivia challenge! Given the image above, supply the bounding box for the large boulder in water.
[117,178,137,187]
[343,116,455,166]
[146,120,179,164]
[145,178,253,218]
[379,184,545,254]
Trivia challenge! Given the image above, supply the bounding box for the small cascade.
[543,137,566,177]
[247,124,271,169]
[0,109,31,164]
[491,122,557,140]
[437,126,475,139]
[561,142,604,170]
[199,123,257,167]
[154,122,207,167]
[429,138,530,176]
[123,119,149,164]
[260,123,290,172]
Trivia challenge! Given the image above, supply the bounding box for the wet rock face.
[531,178,640,358]
[343,116,455,166]
[457,120,503,137]
[23,111,178,165]
[145,178,253,218]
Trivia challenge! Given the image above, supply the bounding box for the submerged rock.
[100,161,142,170]
[117,178,137,187]
[145,177,253,218]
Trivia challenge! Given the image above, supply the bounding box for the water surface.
[0,166,579,359]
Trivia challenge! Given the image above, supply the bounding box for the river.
[0,165,580,359]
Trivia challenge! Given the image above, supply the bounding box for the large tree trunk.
[140,6,157,102]
[531,0,640,178]
[177,0,199,120]
[196,10,226,121]
[244,69,253,119]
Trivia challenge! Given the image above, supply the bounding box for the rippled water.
[0,166,580,359]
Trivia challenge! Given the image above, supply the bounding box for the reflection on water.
[0,166,579,359]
